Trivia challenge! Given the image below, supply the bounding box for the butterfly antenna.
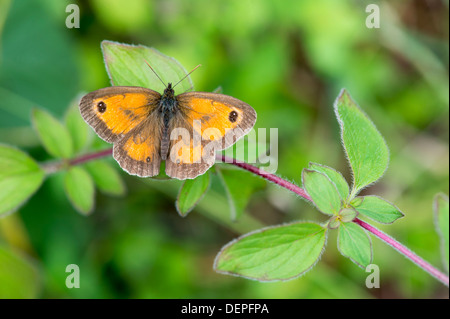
[144,59,166,87]
[173,64,202,89]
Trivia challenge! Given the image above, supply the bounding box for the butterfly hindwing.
[113,116,163,177]
[164,112,215,180]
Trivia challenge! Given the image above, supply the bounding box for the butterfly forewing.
[79,86,163,177]
[79,86,161,142]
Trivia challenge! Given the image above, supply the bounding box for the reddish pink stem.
[217,154,311,201]
[354,218,449,286]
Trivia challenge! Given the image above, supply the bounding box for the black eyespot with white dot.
[97,101,106,113]
[229,111,238,123]
[146,156,151,163]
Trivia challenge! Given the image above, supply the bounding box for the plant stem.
[41,148,113,173]
[354,218,449,287]
[217,154,450,287]
[217,154,311,201]
[56,149,449,286]
[69,148,113,166]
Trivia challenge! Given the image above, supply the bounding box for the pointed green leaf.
[65,101,91,153]
[0,245,40,298]
[85,160,126,197]
[302,169,342,216]
[217,167,266,220]
[351,195,404,224]
[32,108,73,159]
[334,89,389,195]
[64,166,95,215]
[309,162,350,201]
[102,40,192,92]
[0,145,45,216]
[433,193,449,272]
[176,171,211,217]
[338,222,372,268]
[214,222,327,281]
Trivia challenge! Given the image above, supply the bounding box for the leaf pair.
[0,81,99,217]
[0,105,90,216]
[304,163,403,226]
[63,160,126,215]
[300,91,406,268]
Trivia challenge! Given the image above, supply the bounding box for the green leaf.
[338,222,372,268]
[334,89,389,196]
[214,222,327,281]
[351,195,404,224]
[350,196,363,207]
[309,162,350,201]
[32,108,73,159]
[217,167,266,220]
[433,193,449,272]
[0,245,40,298]
[65,100,91,153]
[64,166,95,215]
[85,160,126,197]
[0,145,45,216]
[327,216,341,229]
[176,171,211,217]
[339,207,358,223]
[302,169,342,216]
[102,40,193,93]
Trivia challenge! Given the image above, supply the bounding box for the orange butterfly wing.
[79,87,163,177]
[164,92,256,179]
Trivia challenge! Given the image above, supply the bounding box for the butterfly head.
[162,82,176,102]
[163,83,175,97]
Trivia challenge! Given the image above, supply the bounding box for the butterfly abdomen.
[160,122,170,160]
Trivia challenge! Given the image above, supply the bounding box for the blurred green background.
[0,0,448,298]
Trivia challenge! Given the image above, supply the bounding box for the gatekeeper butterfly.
[79,63,256,180]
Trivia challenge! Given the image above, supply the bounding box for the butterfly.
[79,65,257,180]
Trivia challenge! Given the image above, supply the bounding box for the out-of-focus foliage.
[0,0,448,298]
